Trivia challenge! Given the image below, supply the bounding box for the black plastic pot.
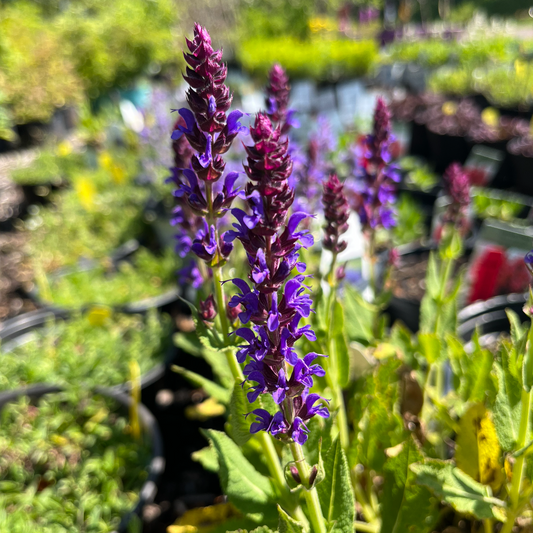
[508,152,533,196]
[409,121,431,159]
[457,292,528,342]
[0,383,164,533]
[427,130,471,174]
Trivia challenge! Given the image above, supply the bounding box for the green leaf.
[303,416,334,467]
[506,309,524,344]
[493,363,522,451]
[418,333,442,364]
[278,505,305,533]
[198,336,235,389]
[332,299,350,388]
[172,365,231,404]
[203,430,277,523]
[412,461,506,521]
[381,440,439,533]
[229,379,255,446]
[342,285,375,343]
[191,445,219,473]
[317,438,355,533]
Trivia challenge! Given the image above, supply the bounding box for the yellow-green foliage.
[0,3,83,123]
[238,37,378,80]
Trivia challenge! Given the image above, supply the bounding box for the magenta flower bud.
[172,116,194,170]
[389,248,400,268]
[199,294,217,324]
[442,162,470,234]
[265,64,298,135]
[322,174,349,254]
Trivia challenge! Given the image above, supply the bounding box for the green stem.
[354,521,378,533]
[483,519,492,533]
[433,255,453,336]
[351,473,378,524]
[290,442,327,533]
[367,231,377,300]
[324,253,350,450]
[500,388,532,533]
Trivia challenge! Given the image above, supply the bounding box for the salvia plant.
[170,23,533,533]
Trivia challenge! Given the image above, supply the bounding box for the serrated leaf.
[493,363,522,451]
[381,440,439,533]
[172,365,231,403]
[418,333,442,364]
[278,505,305,533]
[198,336,235,389]
[455,404,504,492]
[191,445,219,473]
[229,379,255,446]
[203,430,277,523]
[506,310,524,344]
[332,300,350,388]
[412,461,506,521]
[317,438,355,533]
[424,252,440,298]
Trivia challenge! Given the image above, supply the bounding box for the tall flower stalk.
[321,173,350,448]
[226,113,328,533]
[169,24,294,502]
[353,97,399,299]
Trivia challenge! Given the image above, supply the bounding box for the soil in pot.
[386,247,469,332]
[0,388,154,532]
[0,309,172,392]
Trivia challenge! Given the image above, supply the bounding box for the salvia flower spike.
[353,97,400,230]
[226,113,328,445]
[266,64,299,135]
[322,174,350,254]
[168,23,246,270]
[442,162,470,235]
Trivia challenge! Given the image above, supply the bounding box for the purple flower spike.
[352,97,398,231]
[228,74,328,445]
[442,162,470,236]
[525,250,533,275]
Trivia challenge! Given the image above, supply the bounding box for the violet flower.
[352,97,400,230]
[322,174,350,254]
[168,23,245,270]
[226,113,328,445]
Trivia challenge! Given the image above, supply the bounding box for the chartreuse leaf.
[172,365,231,404]
[342,285,375,343]
[202,430,278,523]
[412,461,506,521]
[493,363,522,452]
[191,445,219,473]
[418,333,442,364]
[381,440,439,533]
[278,505,305,533]
[331,299,350,388]
[229,378,257,446]
[317,438,355,533]
[455,404,504,492]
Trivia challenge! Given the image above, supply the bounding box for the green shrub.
[0,2,83,123]
[0,391,150,532]
[26,167,148,272]
[238,37,378,80]
[0,310,170,391]
[39,247,178,307]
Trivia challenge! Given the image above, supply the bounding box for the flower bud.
[199,295,217,325]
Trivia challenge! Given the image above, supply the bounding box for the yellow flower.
[441,101,457,116]
[98,150,113,171]
[75,177,97,211]
[86,305,112,326]
[110,163,126,184]
[481,107,500,129]
[56,140,72,157]
[515,59,526,78]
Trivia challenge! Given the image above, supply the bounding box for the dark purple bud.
[265,64,296,135]
[199,294,217,323]
[525,250,533,275]
[290,464,302,485]
[442,162,470,234]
